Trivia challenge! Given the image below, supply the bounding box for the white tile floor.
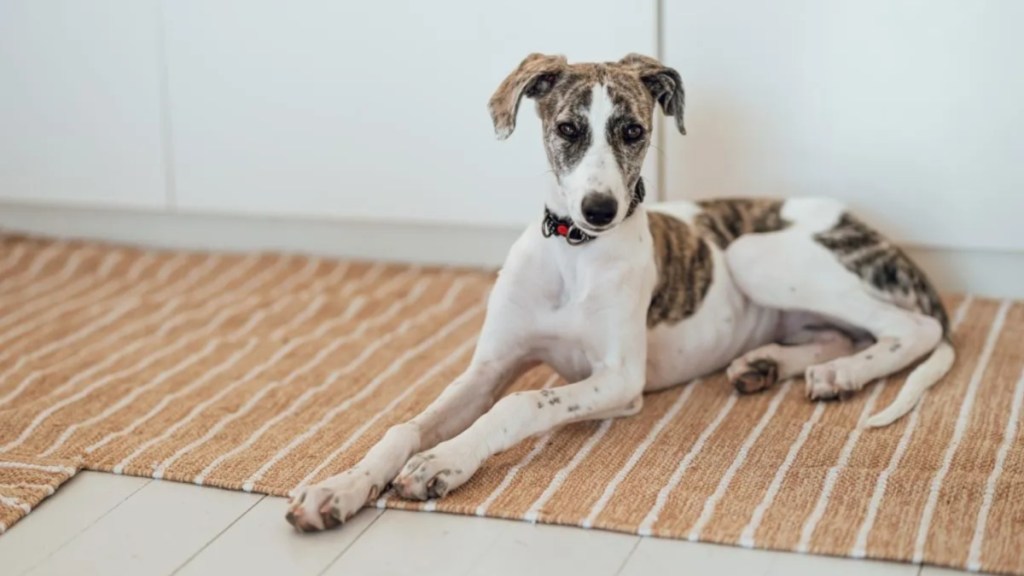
[0,472,988,576]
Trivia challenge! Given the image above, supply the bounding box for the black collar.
[542,178,647,246]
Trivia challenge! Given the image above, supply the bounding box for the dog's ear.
[619,53,686,135]
[489,53,568,140]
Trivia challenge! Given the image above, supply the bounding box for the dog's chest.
[519,243,650,378]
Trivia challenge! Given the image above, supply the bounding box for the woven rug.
[0,234,1021,574]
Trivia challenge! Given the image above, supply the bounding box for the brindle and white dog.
[286,53,953,531]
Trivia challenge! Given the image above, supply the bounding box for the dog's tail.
[865,339,956,428]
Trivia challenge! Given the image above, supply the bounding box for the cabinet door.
[164,0,657,227]
[662,0,1024,251]
[0,0,166,208]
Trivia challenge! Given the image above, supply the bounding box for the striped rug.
[0,234,1021,574]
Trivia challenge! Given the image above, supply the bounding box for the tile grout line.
[19,475,153,576]
[613,536,643,576]
[317,508,387,576]
[169,494,267,575]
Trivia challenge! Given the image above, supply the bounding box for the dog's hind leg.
[725,216,948,425]
[728,328,858,394]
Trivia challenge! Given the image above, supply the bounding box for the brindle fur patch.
[489,53,686,189]
[814,213,950,333]
[695,198,789,249]
[647,212,714,326]
[534,64,656,184]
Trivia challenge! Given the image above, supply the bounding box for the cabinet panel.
[662,0,1024,251]
[164,0,657,226]
[0,0,166,208]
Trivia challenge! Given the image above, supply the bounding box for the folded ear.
[619,53,686,135]
[488,53,568,140]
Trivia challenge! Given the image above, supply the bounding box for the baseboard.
[0,203,516,269]
[1,202,1021,298]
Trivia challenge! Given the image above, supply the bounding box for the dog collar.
[542,178,647,246]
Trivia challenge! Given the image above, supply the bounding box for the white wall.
[1,0,1022,287]
[0,0,167,209]
[0,1,656,225]
[662,0,1024,252]
[170,1,657,227]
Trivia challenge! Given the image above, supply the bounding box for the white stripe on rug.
[0,251,304,409]
[967,363,1024,571]
[0,462,76,475]
[0,300,148,407]
[848,296,974,557]
[0,249,117,332]
[0,483,56,495]
[192,280,465,486]
[281,305,484,491]
[108,294,371,474]
[0,243,66,293]
[739,401,826,548]
[85,339,258,455]
[38,340,223,457]
[521,419,614,524]
[112,275,434,475]
[912,300,1010,564]
[0,244,28,277]
[582,382,697,528]
[795,379,888,553]
[0,495,31,514]
[8,263,316,453]
[474,374,561,517]
[638,392,738,536]
[688,378,793,541]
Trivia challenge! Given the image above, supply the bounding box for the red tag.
[556,224,569,236]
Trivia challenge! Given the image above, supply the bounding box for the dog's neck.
[541,179,647,246]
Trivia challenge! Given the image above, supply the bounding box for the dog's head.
[489,53,685,233]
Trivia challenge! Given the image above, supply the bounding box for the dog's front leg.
[391,261,652,502]
[286,354,531,531]
[286,277,537,531]
[392,363,644,501]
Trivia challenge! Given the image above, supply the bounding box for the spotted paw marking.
[805,361,857,401]
[728,357,779,394]
[392,448,475,501]
[285,471,377,532]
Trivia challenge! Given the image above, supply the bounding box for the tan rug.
[0,234,1021,574]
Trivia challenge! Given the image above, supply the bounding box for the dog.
[285,53,953,531]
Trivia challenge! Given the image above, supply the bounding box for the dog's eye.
[623,124,645,142]
[557,122,580,140]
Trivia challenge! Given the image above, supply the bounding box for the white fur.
[865,340,955,427]
[286,97,950,530]
[286,193,949,531]
[560,85,632,229]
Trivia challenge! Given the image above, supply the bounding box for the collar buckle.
[541,178,646,247]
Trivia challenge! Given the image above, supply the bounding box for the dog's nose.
[581,193,618,227]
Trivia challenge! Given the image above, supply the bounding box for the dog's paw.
[728,357,779,394]
[805,361,857,401]
[285,471,378,532]
[392,446,475,501]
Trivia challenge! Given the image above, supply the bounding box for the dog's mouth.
[576,221,615,235]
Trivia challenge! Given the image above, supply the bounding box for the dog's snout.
[581,193,618,227]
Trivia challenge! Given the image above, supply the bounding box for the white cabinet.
[661,0,1024,251]
[0,0,166,208]
[162,0,657,227]
[3,0,1021,256]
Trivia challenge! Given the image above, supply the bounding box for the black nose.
[581,193,618,227]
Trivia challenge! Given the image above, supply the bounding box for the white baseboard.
[1,202,1021,299]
